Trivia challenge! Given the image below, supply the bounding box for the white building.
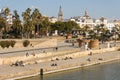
[106,23,115,32]
[49,16,57,23]
[0,8,13,25]
[95,17,108,26]
[70,10,95,30]
[69,10,118,33]
[6,13,13,25]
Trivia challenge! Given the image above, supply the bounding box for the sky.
[0,0,120,20]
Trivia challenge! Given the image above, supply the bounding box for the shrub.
[0,40,16,49]
[10,40,16,48]
[72,35,78,38]
[0,41,6,49]
[23,40,30,47]
[5,41,10,48]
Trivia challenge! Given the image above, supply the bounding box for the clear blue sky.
[0,0,120,19]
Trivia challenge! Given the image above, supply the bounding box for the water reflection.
[40,75,43,80]
[19,60,120,80]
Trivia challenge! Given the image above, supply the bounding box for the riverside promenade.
[0,49,120,80]
[0,41,120,80]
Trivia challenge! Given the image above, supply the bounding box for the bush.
[0,41,6,49]
[5,41,10,48]
[0,40,16,49]
[10,40,16,48]
[72,35,78,38]
[23,40,30,47]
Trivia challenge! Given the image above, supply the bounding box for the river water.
[19,60,120,80]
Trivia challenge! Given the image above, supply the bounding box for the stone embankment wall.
[0,39,57,53]
[0,47,119,65]
[0,39,57,49]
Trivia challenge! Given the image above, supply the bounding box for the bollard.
[40,68,43,75]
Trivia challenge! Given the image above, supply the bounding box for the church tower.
[58,6,63,21]
[84,9,90,19]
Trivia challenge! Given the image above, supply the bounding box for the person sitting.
[26,52,29,57]
[56,47,58,51]
[87,58,91,62]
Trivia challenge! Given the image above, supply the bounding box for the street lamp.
[112,27,117,46]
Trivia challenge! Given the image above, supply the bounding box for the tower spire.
[84,9,90,19]
[58,5,63,21]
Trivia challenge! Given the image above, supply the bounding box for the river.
[18,60,120,80]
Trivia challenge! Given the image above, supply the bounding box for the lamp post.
[114,31,117,46]
[21,26,23,39]
[112,27,117,46]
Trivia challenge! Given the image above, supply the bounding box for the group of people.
[63,56,72,60]
[26,52,36,57]
[11,61,25,67]
[51,63,57,66]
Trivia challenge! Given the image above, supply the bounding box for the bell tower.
[84,9,90,19]
[58,6,63,21]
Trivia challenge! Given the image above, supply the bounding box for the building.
[6,13,13,25]
[95,17,108,26]
[0,7,13,25]
[69,10,120,34]
[70,10,95,29]
[49,16,57,23]
[58,6,63,21]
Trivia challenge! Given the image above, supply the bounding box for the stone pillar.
[40,68,43,75]
[85,43,88,50]
[107,42,110,48]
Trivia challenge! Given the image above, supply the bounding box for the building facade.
[49,16,57,23]
[0,8,13,25]
[70,10,95,29]
[70,10,118,32]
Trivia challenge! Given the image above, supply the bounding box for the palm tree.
[84,25,90,31]
[0,17,6,38]
[81,25,90,38]
[31,8,42,37]
[41,17,51,36]
[96,24,109,42]
[13,10,19,19]
[12,10,22,38]
[22,8,34,38]
[4,7,10,16]
[22,8,31,21]
[3,7,10,33]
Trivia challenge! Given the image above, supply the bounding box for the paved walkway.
[0,41,120,58]
[0,50,120,80]
[0,41,120,80]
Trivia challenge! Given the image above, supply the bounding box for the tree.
[94,24,110,42]
[41,17,51,36]
[50,21,80,35]
[22,8,31,21]
[13,10,19,19]
[64,21,80,34]
[31,8,42,37]
[4,7,10,16]
[50,21,65,35]
[83,25,90,32]
[11,10,22,38]
[0,17,6,38]
[22,8,34,38]
[4,7,10,32]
